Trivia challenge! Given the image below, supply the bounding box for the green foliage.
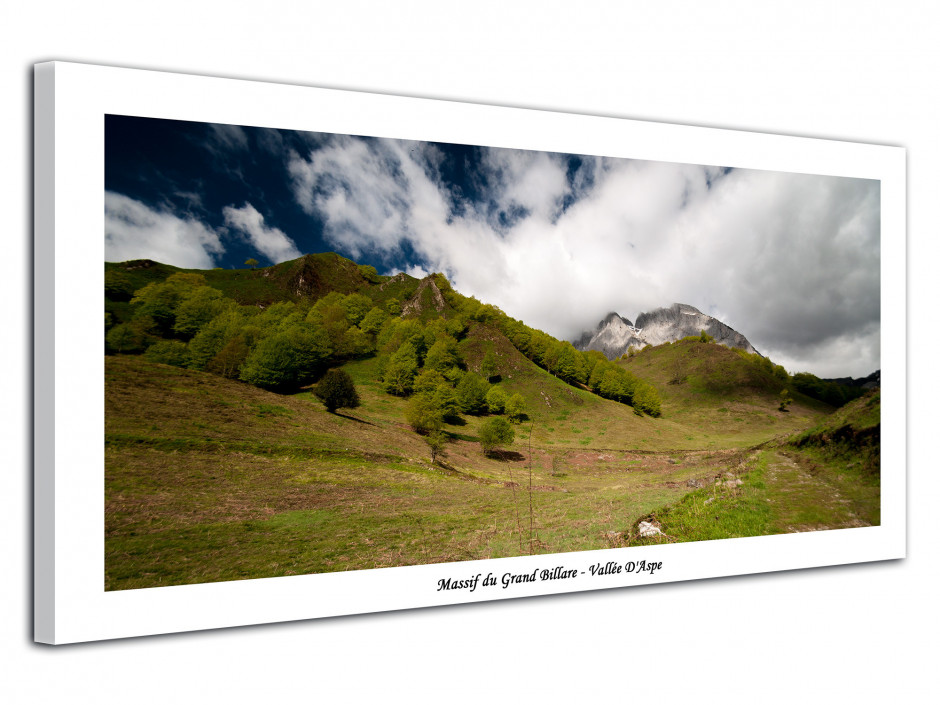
[481,350,499,380]
[425,337,462,373]
[406,393,445,434]
[425,430,448,464]
[187,309,247,370]
[106,324,147,354]
[245,258,259,269]
[144,340,190,367]
[778,388,793,412]
[382,342,419,396]
[478,416,514,455]
[485,385,508,414]
[791,372,865,407]
[699,329,714,343]
[456,372,490,415]
[341,293,373,326]
[313,369,361,413]
[505,393,527,423]
[173,287,228,339]
[206,335,251,379]
[357,264,380,283]
[239,324,332,390]
[359,307,388,336]
[631,381,662,417]
[104,270,134,301]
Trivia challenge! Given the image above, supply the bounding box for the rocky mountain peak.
[574,303,758,360]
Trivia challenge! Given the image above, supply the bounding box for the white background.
[3,1,937,702]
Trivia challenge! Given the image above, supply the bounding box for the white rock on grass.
[638,521,663,537]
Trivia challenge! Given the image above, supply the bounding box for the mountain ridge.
[574,303,758,360]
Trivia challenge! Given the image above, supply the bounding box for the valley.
[104,255,880,590]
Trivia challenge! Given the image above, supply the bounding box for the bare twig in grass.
[505,454,525,554]
[528,421,537,553]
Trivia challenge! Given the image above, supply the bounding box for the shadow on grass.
[333,412,377,426]
[485,449,527,462]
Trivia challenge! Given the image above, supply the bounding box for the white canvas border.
[33,61,906,644]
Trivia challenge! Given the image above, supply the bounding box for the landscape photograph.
[103,114,881,591]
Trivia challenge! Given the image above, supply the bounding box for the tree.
[406,393,445,434]
[359,307,388,336]
[456,372,490,415]
[505,393,527,423]
[239,324,331,390]
[485,385,508,414]
[778,388,793,412]
[104,270,134,301]
[425,337,462,373]
[206,335,250,378]
[245,258,259,269]
[314,369,361,413]
[481,350,499,380]
[425,430,448,465]
[173,287,228,339]
[478,416,515,456]
[382,341,419,396]
[341,293,373,326]
[144,340,189,367]
[106,323,146,354]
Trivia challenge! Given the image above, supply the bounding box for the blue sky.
[105,115,880,378]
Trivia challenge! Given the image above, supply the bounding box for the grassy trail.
[630,447,879,546]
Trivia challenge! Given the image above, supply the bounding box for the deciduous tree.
[314,369,361,413]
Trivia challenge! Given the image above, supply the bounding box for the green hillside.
[106,355,747,589]
[103,253,879,589]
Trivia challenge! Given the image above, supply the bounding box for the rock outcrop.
[401,275,446,316]
[574,303,758,360]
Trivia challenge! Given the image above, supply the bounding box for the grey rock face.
[574,303,758,360]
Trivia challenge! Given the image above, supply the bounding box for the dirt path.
[763,450,871,533]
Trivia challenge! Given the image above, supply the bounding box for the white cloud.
[287,137,880,378]
[105,191,224,268]
[222,203,302,264]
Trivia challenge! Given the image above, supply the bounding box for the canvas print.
[103,115,881,591]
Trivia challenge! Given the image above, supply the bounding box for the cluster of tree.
[732,348,789,383]
[585,358,662,416]
[106,267,663,424]
[372,317,528,441]
[790,372,866,407]
[449,295,663,417]
[679,330,715,344]
[105,272,394,392]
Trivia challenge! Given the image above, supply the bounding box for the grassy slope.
[106,253,422,317]
[620,339,832,447]
[628,389,881,546]
[106,353,776,590]
[104,256,874,588]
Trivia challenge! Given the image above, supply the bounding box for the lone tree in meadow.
[478,416,515,457]
[245,258,259,270]
[778,388,793,412]
[425,430,448,465]
[314,369,361,413]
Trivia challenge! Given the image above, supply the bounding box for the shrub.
[485,385,508,414]
[505,393,527,423]
[456,372,490,415]
[406,393,445,434]
[425,431,448,465]
[105,324,146,354]
[479,416,514,456]
[144,340,190,367]
[314,369,361,413]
